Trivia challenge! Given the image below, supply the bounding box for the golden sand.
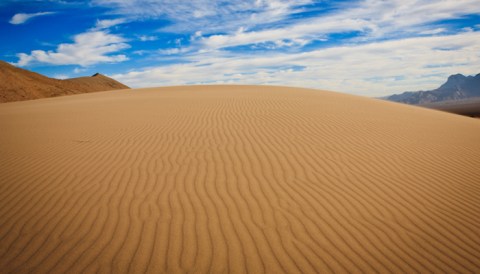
[1,85,480,273]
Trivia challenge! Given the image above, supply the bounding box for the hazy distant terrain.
[386,73,480,104]
[1,85,480,273]
[0,61,129,103]
[418,98,480,117]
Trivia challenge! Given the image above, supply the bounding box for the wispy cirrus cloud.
[198,18,371,50]
[9,11,55,25]
[92,0,312,33]
[193,0,480,51]
[14,31,129,67]
[92,18,127,30]
[90,0,480,52]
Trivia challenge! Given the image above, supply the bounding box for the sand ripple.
[1,86,480,273]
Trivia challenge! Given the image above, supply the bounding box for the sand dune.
[1,85,480,273]
[0,61,129,103]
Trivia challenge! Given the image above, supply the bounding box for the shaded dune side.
[1,85,480,273]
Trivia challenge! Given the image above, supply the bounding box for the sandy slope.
[0,61,129,103]
[1,85,480,273]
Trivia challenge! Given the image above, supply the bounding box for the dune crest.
[1,85,480,273]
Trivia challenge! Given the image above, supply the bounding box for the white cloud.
[193,0,480,50]
[91,0,480,52]
[158,48,185,55]
[200,18,371,49]
[9,12,55,25]
[111,31,480,97]
[73,67,87,74]
[53,74,69,80]
[93,18,126,30]
[139,35,158,41]
[14,31,129,67]
[132,50,150,55]
[92,0,312,33]
[419,28,447,35]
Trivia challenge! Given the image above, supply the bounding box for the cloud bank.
[111,31,480,97]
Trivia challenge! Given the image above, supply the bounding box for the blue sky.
[1,0,480,96]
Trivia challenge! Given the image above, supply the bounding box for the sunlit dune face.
[1,85,480,273]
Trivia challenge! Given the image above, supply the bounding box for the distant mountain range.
[386,73,480,104]
[0,61,129,103]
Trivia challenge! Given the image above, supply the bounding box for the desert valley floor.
[1,85,480,273]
